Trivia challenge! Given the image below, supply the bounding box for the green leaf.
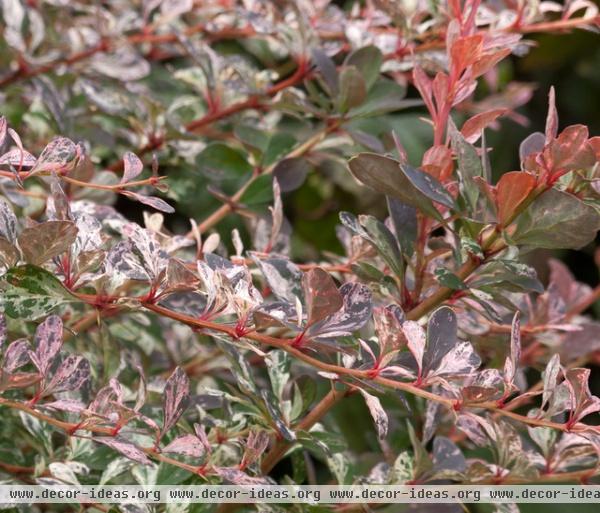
[0,265,77,320]
[358,215,404,279]
[449,123,482,214]
[344,46,383,90]
[196,143,252,192]
[348,153,455,220]
[262,133,296,167]
[512,189,600,249]
[239,175,274,212]
[337,66,367,113]
[265,350,290,401]
[349,78,412,118]
[434,268,467,290]
[471,260,543,293]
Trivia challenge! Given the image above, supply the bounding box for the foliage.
[1,1,600,512]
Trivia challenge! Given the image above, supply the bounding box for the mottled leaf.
[18,220,78,265]
[161,367,190,437]
[94,437,151,465]
[302,268,343,328]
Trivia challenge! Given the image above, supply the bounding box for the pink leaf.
[545,86,558,143]
[121,191,175,213]
[29,315,63,377]
[30,137,80,175]
[163,434,206,458]
[161,367,190,437]
[3,339,30,373]
[94,437,151,465]
[121,152,143,183]
[44,355,90,395]
[503,312,521,385]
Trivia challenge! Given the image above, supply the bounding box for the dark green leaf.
[344,46,383,90]
[348,153,455,220]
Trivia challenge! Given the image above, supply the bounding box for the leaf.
[344,46,383,90]
[434,268,467,290]
[3,339,30,373]
[0,265,76,319]
[496,171,536,226]
[358,215,404,279]
[565,368,600,423]
[461,109,508,144]
[541,354,561,410]
[239,175,274,211]
[423,307,458,375]
[513,189,600,249]
[29,315,63,377]
[161,367,190,437]
[301,268,343,328]
[307,283,372,338]
[349,78,411,118]
[545,87,558,143]
[348,153,454,221]
[265,350,290,401]
[449,123,482,213]
[0,198,17,243]
[162,434,206,458]
[359,389,388,440]
[0,313,5,350]
[337,66,367,113]
[252,255,303,303]
[503,312,521,386]
[121,152,144,183]
[387,197,417,256]
[94,437,151,465]
[30,137,79,175]
[121,191,175,213]
[43,355,90,395]
[272,158,309,193]
[18,220,78,265]
[311,47,338,95]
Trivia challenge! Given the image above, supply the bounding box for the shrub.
[1,1,600,512]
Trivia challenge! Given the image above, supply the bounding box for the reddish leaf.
[301,268,343,328]
[472,48,512,78]
[496,171,536,226]
[461,109,508,144]
[422,145,453,181]
[413,66,435,118]
[544,125,596,176]
[18,220,78,266]
[450,34,484,74]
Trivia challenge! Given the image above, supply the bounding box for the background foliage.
[1,1,600,513]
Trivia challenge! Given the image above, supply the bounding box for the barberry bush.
[1,1,600,512]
